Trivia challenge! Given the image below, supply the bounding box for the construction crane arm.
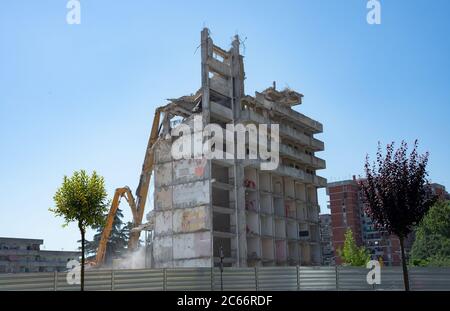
[128,106,164,248]
[94,187,136,265]
[92,106,164,266]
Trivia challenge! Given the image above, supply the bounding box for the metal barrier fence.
[0,266,449,291]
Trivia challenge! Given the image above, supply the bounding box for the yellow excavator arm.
[95,186,136,265]
[93,106,164,266]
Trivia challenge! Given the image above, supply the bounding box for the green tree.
[84,208,129,264]
[410,200,450,267]
[50,170,108,291]
[338,228,370,266]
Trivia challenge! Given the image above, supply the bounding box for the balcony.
[276,165,326,188]
[279,144,326,170]
[279,123,324,151]
[305,174,327,188]
[254,92,323,133]
[240,109,324,151]
[275,165,305,181]
[211,100,233,121]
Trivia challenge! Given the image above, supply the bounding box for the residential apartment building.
[327,178,402,266]
[430,183,450,200]
[149,28,326,268]
[327,179,448,266]
[0,237,80,273]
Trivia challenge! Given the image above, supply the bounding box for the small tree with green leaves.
[50,170,108,291]
[338,228,371,266]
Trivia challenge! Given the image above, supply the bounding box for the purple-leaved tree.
[360,140,437,290]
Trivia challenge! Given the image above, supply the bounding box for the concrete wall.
[153,137,213,267]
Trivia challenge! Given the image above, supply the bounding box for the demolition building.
[150,29,326,268]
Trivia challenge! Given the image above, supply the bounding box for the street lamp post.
[219,246,224,291]
[144,230,148,268]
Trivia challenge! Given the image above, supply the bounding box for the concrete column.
[230,34,247,267]
[201,28,214,267]
[201,27,211,126]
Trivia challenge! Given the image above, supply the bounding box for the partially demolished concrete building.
[150,28,326,268]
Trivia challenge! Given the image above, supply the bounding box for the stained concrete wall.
[153,135,213,267]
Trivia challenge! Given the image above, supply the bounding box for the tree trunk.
[80,226,85,291]
[399,236,410,291]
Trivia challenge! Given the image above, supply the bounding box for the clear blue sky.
[1,1,449,251]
